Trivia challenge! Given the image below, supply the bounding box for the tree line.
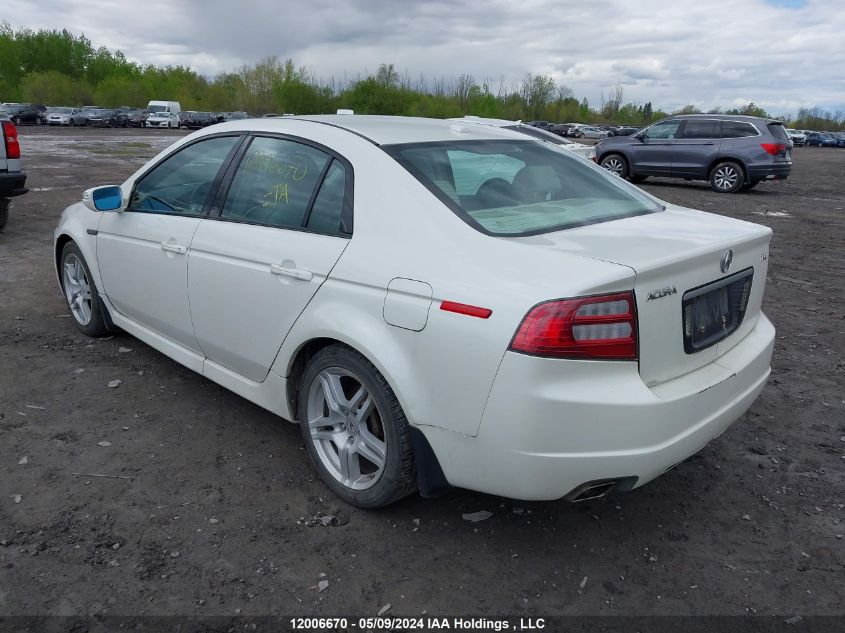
[1,23,843,130]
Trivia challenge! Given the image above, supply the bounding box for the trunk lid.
[511,204,772,386]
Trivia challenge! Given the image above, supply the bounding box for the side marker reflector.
[440,301,492,319]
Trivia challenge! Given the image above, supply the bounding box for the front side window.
[644,120,681,139]
[221,136,330,229]
[129,136,239,215]
[386,140,662,237]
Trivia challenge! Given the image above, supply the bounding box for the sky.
[6,0,845,116]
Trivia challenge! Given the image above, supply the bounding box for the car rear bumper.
[748,163,791,180]
[0,171,28,198]
[420,312,775,500]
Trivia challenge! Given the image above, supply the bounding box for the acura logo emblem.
[720,249,733,274]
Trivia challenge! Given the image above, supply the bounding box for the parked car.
[805,132,837,147]
[2,103,46,126]
[0,112,28,229]
[47,107,88,126]
[612,126,641,136]
[182,111,217,130]
[831,132,845,148]
[574,126,609,139]
[452,116,595,160]
[549,123,575,136]
[86,109,115,128]
[146,111,181,128]
[110,108,146,127]
[595,114,792,193]
[785,129,806,146]
[53,115,775,507]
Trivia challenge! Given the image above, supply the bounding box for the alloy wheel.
[62,254,93,325]
[713,165,739,191]
[602,157,625,176]
[305,367,387,491]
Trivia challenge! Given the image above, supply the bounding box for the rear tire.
[60,242,110,337]
[629,175,649,183]
[0,199,9,230]
[297,344,416,508]
[600,153,629,178]
[709,161,744,193]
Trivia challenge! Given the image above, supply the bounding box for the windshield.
[385,140,662,237]
[53,108,73,114]
[148,105,167,113]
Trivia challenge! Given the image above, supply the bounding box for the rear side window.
[305,160,348,234]
[681,120,718,139]
[129,136,240,216]
[385,140,662,237]
[767,123,790,142]
[721,121,758,138]
[221,137,330,229]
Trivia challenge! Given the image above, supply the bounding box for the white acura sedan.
[54,116,775,508]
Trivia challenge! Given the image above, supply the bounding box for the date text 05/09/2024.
[289,617,546,631]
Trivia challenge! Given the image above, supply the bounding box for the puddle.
[752,211,792,218]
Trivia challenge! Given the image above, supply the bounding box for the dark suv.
[3,103,47,126]
[595,114,792,192]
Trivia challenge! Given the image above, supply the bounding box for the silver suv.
[0,111,28,229]
[595,114,792,193]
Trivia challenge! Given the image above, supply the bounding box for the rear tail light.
[760,143,786,156]
[510,292,637,360]
[2,121,21,159]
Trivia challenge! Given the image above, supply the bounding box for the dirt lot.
[0,127,843,621]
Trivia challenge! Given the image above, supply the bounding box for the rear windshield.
[767,122,790,142]
[384,140,661,237]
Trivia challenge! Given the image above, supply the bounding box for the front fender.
[53,202,104,294]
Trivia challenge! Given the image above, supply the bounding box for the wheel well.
[597,151,626,165]
[285,337,348,420]
[708,157,748,183]
[54,234,74,283]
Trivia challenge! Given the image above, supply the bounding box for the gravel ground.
[0,127,843,620]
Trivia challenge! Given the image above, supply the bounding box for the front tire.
[709,161,744,193]
[60,242,110,337]
[297,344,416,508]
[600,153,629,178]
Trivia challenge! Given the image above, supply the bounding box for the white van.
[145,100,182,128]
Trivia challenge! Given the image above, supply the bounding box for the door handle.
[270,263,313,281]
[160,241,187,254]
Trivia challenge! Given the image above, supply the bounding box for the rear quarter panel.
[270,131,635,437]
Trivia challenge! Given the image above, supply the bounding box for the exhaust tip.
[564,476,638,502]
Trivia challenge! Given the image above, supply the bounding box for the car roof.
[293,114,526,145]
[671,113,782,124]
[449,116,520,128]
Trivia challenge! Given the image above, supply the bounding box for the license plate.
[683,269,753,353]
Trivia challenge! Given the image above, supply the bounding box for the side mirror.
[82,185,123,212]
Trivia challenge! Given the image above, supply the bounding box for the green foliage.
[1,23,841,131]
[21,71,92,105]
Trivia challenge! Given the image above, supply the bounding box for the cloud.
[6,0,845,115]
